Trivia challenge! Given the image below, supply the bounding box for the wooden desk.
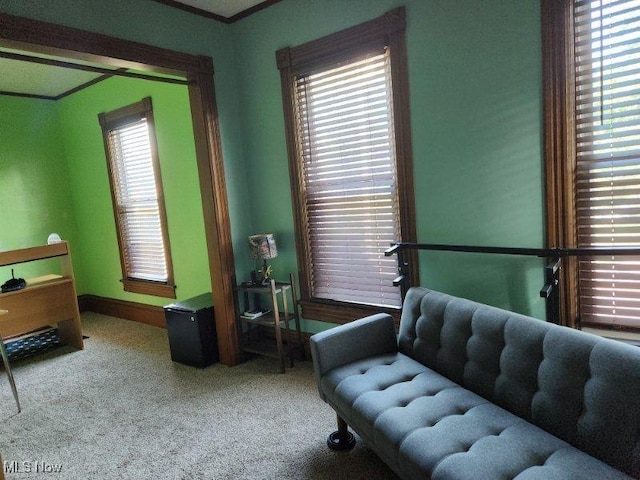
[0,242,83,349]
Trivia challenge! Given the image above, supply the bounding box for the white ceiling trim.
[171,0,266,18]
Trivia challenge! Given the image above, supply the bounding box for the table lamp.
[248,233,278,285]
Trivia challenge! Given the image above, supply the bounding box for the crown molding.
[151,0,283,24]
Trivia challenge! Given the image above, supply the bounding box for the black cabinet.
[164,293,218,368]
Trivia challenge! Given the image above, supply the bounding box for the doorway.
[0,12,239,365]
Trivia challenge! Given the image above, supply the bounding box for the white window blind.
[575,0,640,328]
[106,118,169,283]
[294,50,402,308]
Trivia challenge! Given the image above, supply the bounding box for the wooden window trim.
[300,300,401,326]
[542,0,579,328]
[121,278,175,298]
[276,6,418,323]
[98,97,176,299]
[0,12,239,365]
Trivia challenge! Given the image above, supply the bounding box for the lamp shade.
[248,233,278,260]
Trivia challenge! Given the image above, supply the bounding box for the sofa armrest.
[310,313,398,399]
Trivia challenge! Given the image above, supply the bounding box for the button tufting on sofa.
[310,288,639,479]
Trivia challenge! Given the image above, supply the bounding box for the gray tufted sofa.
[310,287,640,479]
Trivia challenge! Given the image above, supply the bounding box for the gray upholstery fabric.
[320,352,630,480]
[311,287,640,479]
[397,287,640,477]
[310,313,397,401]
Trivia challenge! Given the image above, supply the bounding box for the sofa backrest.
[398,287,640,477]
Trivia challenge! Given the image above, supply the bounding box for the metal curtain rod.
[384,242,640,258]
[384,242,640,326]
[384,243,547,257]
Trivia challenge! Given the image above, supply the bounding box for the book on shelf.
[241,309,271,320]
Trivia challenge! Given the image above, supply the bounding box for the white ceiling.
[170,0,266,18]
[0,48,186,99]
[0,1,273,98]
[0,56,103,98]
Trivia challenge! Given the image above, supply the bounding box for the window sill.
[300,299,401,326]
[122,278,176,299]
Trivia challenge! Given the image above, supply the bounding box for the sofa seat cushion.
[321,352,630,480]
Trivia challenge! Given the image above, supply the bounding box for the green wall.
[0,0,548,331]
[231,0,546,331]
[0,0,255,289]
[0,95,77,280]
[0,80,213,305]
[56,76,211,304]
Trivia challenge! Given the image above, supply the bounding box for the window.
[98,97,176,298]
[544,0,640,329]
[277,7,417,323]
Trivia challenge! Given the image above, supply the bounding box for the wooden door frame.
[0,13,239,365]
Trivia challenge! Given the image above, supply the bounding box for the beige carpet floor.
[0,313,398,479]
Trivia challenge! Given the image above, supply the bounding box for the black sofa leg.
[327,414,356,451]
